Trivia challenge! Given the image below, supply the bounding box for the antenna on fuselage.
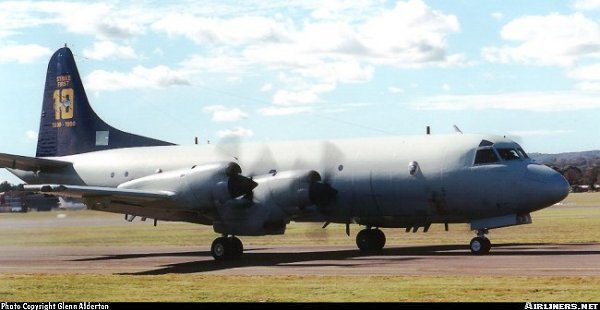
[453,125,463,134]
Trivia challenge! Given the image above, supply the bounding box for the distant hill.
[530,150,600,168]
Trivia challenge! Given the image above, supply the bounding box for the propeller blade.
[215,136,241,161]
[320,141,345,182]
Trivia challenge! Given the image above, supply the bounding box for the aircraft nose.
[524,164,570,210]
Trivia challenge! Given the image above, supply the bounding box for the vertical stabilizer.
[36,46,174,157]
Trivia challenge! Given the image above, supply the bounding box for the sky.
[2,0,600,184]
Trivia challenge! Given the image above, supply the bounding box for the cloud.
[25,130,38,142]
[82,41,137,60]
[507,129,574,137]
[294,60,374,84]
[272,83,335,106]
[409,91,600,112]
[152,14,288,46]
[573,0,600,10]
[442,83,451,91]
[161,0,461,108]
[0,2,147,40]
[491,12,504,20]
[388,86,404,94]
[568,63,600,80]
[258,106,313,116]
[0,44,51,63]
[85,65,190,91]
[260,83,273,92]
[179,54,250,74]
[217,127,254,138]
[202,105,248,122]
[574,81,600,91]
[482,13,600,67]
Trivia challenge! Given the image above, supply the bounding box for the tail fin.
[36,46,174,157]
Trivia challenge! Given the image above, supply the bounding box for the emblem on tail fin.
[53,75,75,125]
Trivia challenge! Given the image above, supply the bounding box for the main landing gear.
[469,229,491,255]
[211,235,243,261]
[356,228,386,252]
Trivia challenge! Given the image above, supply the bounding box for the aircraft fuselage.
[11,134,569,231]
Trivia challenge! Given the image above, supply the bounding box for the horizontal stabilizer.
[0,153,71,171]
[23,184,175,202]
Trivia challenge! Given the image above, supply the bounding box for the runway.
[1,243,599,276]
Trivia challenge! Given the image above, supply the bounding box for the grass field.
[1,193,599,302]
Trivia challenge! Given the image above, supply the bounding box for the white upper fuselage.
[11,133,569,227]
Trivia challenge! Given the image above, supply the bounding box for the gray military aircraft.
[0,46,570,260]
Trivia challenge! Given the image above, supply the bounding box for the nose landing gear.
[470,229,491,255]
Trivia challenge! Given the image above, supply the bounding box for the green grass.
[1,274,599,302]
[0,192,599,301]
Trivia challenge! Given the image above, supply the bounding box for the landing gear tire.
[470,237,491,255]
[211,236,244,261]
[356,229,386,253]
[211,237,229,261]
[372,229,386,250]
[230,236,243,259]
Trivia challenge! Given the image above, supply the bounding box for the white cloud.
[202,105,248,122]
[409,92,600,112]
[82,41,137,60]
[507,129,574,137]
[258,106,313,116]
[156,0,461,105]
[0,44,51,63]
[260,83,273,92]
[295,60,374,83]
[25,130,38,142]
[573,0,600,10]
[85,65,190,91]
[568,63,600,80]
[357,0,460,67]
[217,127,254,138]
[273,83,335,106]
[152,14,288,46]
[388,86,404,94]
[575,81,600,91]
[0,2,147,40]
[442,83,451,91]
[179,54,250,74]
[483,13,600,67]
[491,12,504,20]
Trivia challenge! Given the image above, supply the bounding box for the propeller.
[308,141,345,210]
[223,162,257,198]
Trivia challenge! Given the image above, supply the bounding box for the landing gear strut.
[211,235,243,261]
[356,228,386,252]
[469,229,491,255]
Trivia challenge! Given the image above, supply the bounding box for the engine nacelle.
[252,170,337,214]
[119,161,256,211]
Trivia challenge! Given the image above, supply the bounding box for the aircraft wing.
[0,153,72,171]
[23,184,175,202]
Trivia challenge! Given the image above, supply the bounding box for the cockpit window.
[474,148,500,165]
[497,148,522,161]
[517,147,529,159]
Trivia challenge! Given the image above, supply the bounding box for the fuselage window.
[497,148,521,161]
[474,148,500,165]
